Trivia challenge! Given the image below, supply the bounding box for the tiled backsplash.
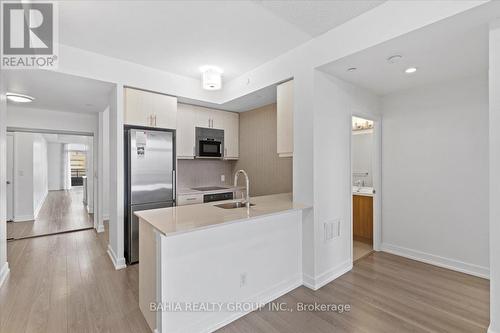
[177,159,235,189]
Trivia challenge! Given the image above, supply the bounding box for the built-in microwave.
[195,127,224,158]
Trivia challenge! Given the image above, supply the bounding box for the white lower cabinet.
[177,193,203,206]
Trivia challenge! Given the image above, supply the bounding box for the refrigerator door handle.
[172,170,176,200]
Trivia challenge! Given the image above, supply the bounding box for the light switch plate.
[221,175,225,182]
[324,219,340,242]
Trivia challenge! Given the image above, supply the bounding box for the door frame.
[6,127,102,232]
[349,112,382,263]
[6,133,14,222]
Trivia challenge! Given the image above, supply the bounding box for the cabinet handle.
[186,198,197,201]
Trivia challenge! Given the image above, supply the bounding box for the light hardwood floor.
[0,228,489,333]
[353,240,373,262]
[7,188,93,240]
[219,253,489,333]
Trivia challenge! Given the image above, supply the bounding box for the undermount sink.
[214,201,256,209]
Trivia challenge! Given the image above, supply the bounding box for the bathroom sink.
[214,202,255,209]
[353,186,374,195]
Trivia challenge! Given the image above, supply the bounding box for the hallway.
[0,227,150,333]
[7,188,93,240]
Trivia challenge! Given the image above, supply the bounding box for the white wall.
[13,133,35,221]
[47,143,64,190]
[7,106,97,134]
[489,20,500,333]
[0,76,9,286]
[159,210,303,332]
[352,131,373,187]
[32,134,48,218]
[308,71,380,289]
[12,132,48,221]
[107,85,126,269]
[381,74,489,278]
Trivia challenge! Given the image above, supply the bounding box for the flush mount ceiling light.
[200,66,223,90]
[387,55,403,64]
[6,92,34,103]
[405,67,417,74]
[347,67,357,72]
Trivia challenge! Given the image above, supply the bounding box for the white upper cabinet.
[176,104,197,159]
[176,103,239,160]
[124,87,177,129]
[277,80,294,157]
[222,111,239,160]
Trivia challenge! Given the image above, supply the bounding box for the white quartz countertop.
[135,193,308,237]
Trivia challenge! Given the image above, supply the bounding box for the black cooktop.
[191,186,229,191]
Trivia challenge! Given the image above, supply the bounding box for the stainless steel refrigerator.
[125,127,175,264]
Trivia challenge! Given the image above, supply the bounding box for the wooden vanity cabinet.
[353,195,373,243]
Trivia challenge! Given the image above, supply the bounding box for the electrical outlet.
[221,174,225,183]
[240,273,247,287]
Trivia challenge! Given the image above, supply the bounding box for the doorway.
[6,130,96,240]
[351,116,377,262]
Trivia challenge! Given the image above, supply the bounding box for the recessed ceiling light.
[405,67,417,74]
[347,67,357,72]
[6,92,34,103]
[387,55,403,64]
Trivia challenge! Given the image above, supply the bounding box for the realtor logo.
[1,1,58,68]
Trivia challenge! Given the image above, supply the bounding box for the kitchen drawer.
[177,194,203,206]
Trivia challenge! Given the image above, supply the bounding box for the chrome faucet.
[234,169,250,207]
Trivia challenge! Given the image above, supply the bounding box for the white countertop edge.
[139,205,309,238]
[352,192,374,197]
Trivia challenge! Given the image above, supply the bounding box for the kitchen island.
[135,193,308,333]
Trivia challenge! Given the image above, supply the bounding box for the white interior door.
[7,134,14,221]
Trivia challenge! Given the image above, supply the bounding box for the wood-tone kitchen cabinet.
[124,87,177,129]
[176,103,197,159]
[353,195,373,243]
[277,79,293,157]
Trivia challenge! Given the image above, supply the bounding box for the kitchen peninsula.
[135,193,308,333]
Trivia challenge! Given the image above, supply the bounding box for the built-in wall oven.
[196,127,224,158]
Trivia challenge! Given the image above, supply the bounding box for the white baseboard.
[381,243,489,279]
[13,215,35,222]
[187,274,302,333]
[0,262,10,288]
[488,325,498,333]
[302,260,352,290]
[107,244,126,270]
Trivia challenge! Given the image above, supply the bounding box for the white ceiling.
[59,0,385,81]
[254,0,385,37]
[319,2,497,96]
[3,70,114,113]
[179,83,277,112]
